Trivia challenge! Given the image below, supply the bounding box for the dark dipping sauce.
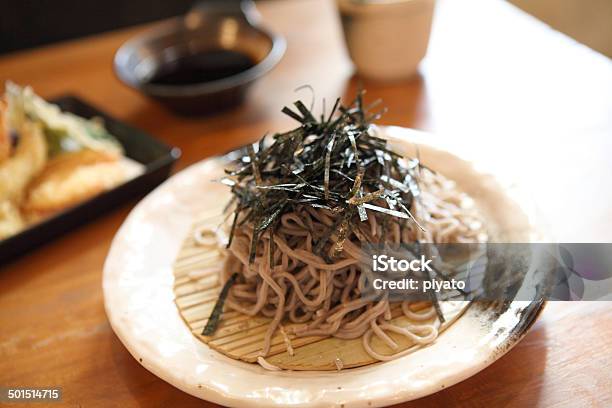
[149,49,256,86]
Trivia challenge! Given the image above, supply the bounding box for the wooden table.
[1,0,611,406]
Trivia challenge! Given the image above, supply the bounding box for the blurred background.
[2,0,611,57]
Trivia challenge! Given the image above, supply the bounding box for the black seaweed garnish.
[224,91,424,261]
[202,273,239,336]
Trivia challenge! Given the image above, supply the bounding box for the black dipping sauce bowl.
[114,0,285,116]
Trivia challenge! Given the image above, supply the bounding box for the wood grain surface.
[1,0,611,407]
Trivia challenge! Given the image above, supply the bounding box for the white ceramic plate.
[103,126,544,408]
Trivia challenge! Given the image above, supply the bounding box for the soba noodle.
[198,168,484,366]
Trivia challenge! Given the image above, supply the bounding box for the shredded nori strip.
[202,273,239,335]
[224,90,425,263]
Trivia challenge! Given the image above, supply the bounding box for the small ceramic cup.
[336,0,436,81]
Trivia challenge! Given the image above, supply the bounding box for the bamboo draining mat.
[173,213,468,370]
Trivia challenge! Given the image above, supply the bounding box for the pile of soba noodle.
[220,169,483,364]
[206,95,485,368]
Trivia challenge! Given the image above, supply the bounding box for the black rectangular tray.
[0,95,180,264]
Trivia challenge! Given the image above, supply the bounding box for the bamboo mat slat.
[173,214,468,370]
